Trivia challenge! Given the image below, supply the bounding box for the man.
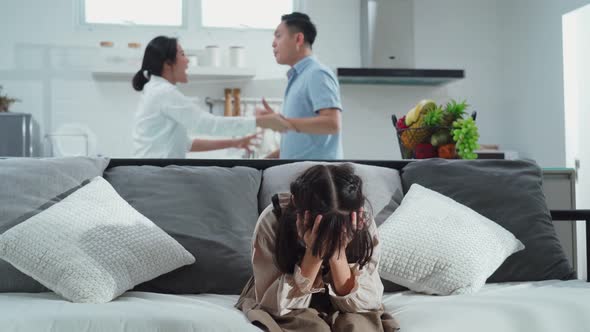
[262,12,343,159]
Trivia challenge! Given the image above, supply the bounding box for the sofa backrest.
[106,158,412,171]
[1,157,578,297]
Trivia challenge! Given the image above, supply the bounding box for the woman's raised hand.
[233,133,260,152]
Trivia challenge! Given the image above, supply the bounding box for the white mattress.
[384,279,590,332]
[1,280,589,332]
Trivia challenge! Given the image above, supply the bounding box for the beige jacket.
[247,193,384,317]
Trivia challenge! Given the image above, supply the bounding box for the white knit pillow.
[0,177,195,303]
[378,184,524,295]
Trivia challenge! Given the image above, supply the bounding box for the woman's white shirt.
[133,75,255,158]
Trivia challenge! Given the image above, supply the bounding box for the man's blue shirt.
[280,56,343,159]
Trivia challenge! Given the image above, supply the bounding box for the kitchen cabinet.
[542,168,586,279]
[0,113,39,157]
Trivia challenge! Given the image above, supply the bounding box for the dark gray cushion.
[104,165,261,295]
[400,158,575,282]
[0,157,110,292]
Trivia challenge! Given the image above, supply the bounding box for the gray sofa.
[0,157,589,332]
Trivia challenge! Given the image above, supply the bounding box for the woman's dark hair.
[132,36,178,91]
[273,164,373,274]
[281,12,317,47]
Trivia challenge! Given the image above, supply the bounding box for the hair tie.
[143,70,150,79]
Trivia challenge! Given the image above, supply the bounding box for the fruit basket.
[392,99,479,159]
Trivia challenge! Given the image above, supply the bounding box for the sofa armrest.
[550,209,590,281]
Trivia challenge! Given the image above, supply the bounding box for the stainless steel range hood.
[338,0,464,85]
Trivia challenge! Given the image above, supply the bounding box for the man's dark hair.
[281,12,317,47]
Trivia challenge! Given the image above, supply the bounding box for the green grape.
[452,116,480,160]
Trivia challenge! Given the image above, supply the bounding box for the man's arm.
[285,108,341,135]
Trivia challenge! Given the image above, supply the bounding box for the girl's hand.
[333,208,368,260]
[296,211,323,256]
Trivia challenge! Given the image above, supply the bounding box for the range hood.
[337,68,464,85]
[337,0,464,85]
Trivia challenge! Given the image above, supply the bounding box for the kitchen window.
[201,0,293,29]
[82,0,184,27]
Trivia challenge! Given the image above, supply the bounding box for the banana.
[405,99,436,126]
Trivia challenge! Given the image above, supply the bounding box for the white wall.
[563,3,590,210]
[344,0,590,165]
[412,0,505,154]
[340,0,506,160]
[499,0,590,167]
[1,0,579,164]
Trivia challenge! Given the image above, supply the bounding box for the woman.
[132,36,291,158]
[237,164,399,331]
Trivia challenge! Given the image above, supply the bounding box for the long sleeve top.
[250,193,384,317]
[133,75,255,158]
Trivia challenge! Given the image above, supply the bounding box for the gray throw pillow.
[104,165,261,295]
[400,158,575,282]
[259,161,404,227]
[0,157,110,292]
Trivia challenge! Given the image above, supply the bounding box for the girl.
[237,164,399,331]
[132,36,291,158]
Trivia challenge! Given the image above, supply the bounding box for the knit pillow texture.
[0,176,195,303]
[378,184,524,295]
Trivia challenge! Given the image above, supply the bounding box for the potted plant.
[0,85,20,112]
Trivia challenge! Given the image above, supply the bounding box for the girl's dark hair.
[273,164,373,274]
[281,12,317,47]
[132,36,178,91]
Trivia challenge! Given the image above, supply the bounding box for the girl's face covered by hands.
[295,207,369,260]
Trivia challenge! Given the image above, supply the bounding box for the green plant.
[0,85,20,112]
[452,117,480,159]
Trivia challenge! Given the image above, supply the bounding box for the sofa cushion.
[104,165,261,294]
[0,156,109,292]
[0,177,195,303]
[400,158,575,282]
[259,161,404,227]
[0,292,262,332]
[379,183,524,295]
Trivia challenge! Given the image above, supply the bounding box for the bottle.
[232,88,241,116]
[224,89,232,117]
